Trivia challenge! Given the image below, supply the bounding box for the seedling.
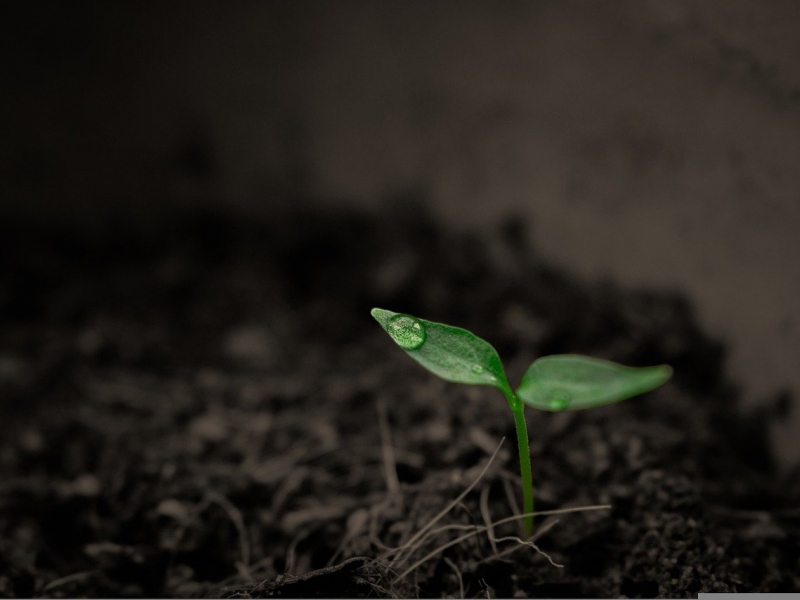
[371,308,672,538]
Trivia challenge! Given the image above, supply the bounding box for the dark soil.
[1,203,798,598]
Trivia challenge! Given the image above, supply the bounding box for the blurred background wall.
[3,0,800,465]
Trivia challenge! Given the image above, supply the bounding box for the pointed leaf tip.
[370,307,394,328]
[516,354,672,411]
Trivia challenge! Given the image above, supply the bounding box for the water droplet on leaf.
[472,364,484,374]
[387,314,427,350]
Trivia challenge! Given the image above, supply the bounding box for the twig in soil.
[377,399,401,496]
[164,491,254,583]
[271,466,310,513]
[389,438,506,569]
[479,484,499,557]
[284,528,309,575]
[41,570,99,594]
[241,555,275,579]
[455,500,484,553]
[206,491,252,579]
[443,556,465,599]
[247,446,307,486]
[163,495,215,581]
[327,507,371,567]
[481,578,494,599]
[369,499,396,552]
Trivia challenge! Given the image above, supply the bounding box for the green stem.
[507,392,534,538]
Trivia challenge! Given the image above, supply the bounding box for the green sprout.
[371,308,672,538]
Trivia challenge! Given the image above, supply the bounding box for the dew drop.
[387,314,427,350]
[472,364,484,374]
[548,391,570,411]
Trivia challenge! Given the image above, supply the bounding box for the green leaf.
[516,354,672,411]
[371,308,512,395]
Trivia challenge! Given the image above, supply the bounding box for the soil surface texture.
[0,205,798,598]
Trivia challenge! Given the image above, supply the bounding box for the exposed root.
[490,535,562,568]
[389,438,506,569]
[479,517,561,564]
[360,425,612,589]
[379,523,478,564]
[370,512,395,552]
[394,505,611,582]
[397,529,478,582]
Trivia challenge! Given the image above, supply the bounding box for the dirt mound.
[0,205,797,597]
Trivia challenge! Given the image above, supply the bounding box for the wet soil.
[0,204,798,598]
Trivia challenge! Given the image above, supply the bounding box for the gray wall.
[4,1,800,465]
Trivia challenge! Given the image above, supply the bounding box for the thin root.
[479,517,561,564]
[206,491,252,577]
[389,438,506,569]
[41,571,98,594]
[395,505,610,581]
[377,400,400,495]
[479,484,498,557]
[443,556,465,599]
[491,535,562,568]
